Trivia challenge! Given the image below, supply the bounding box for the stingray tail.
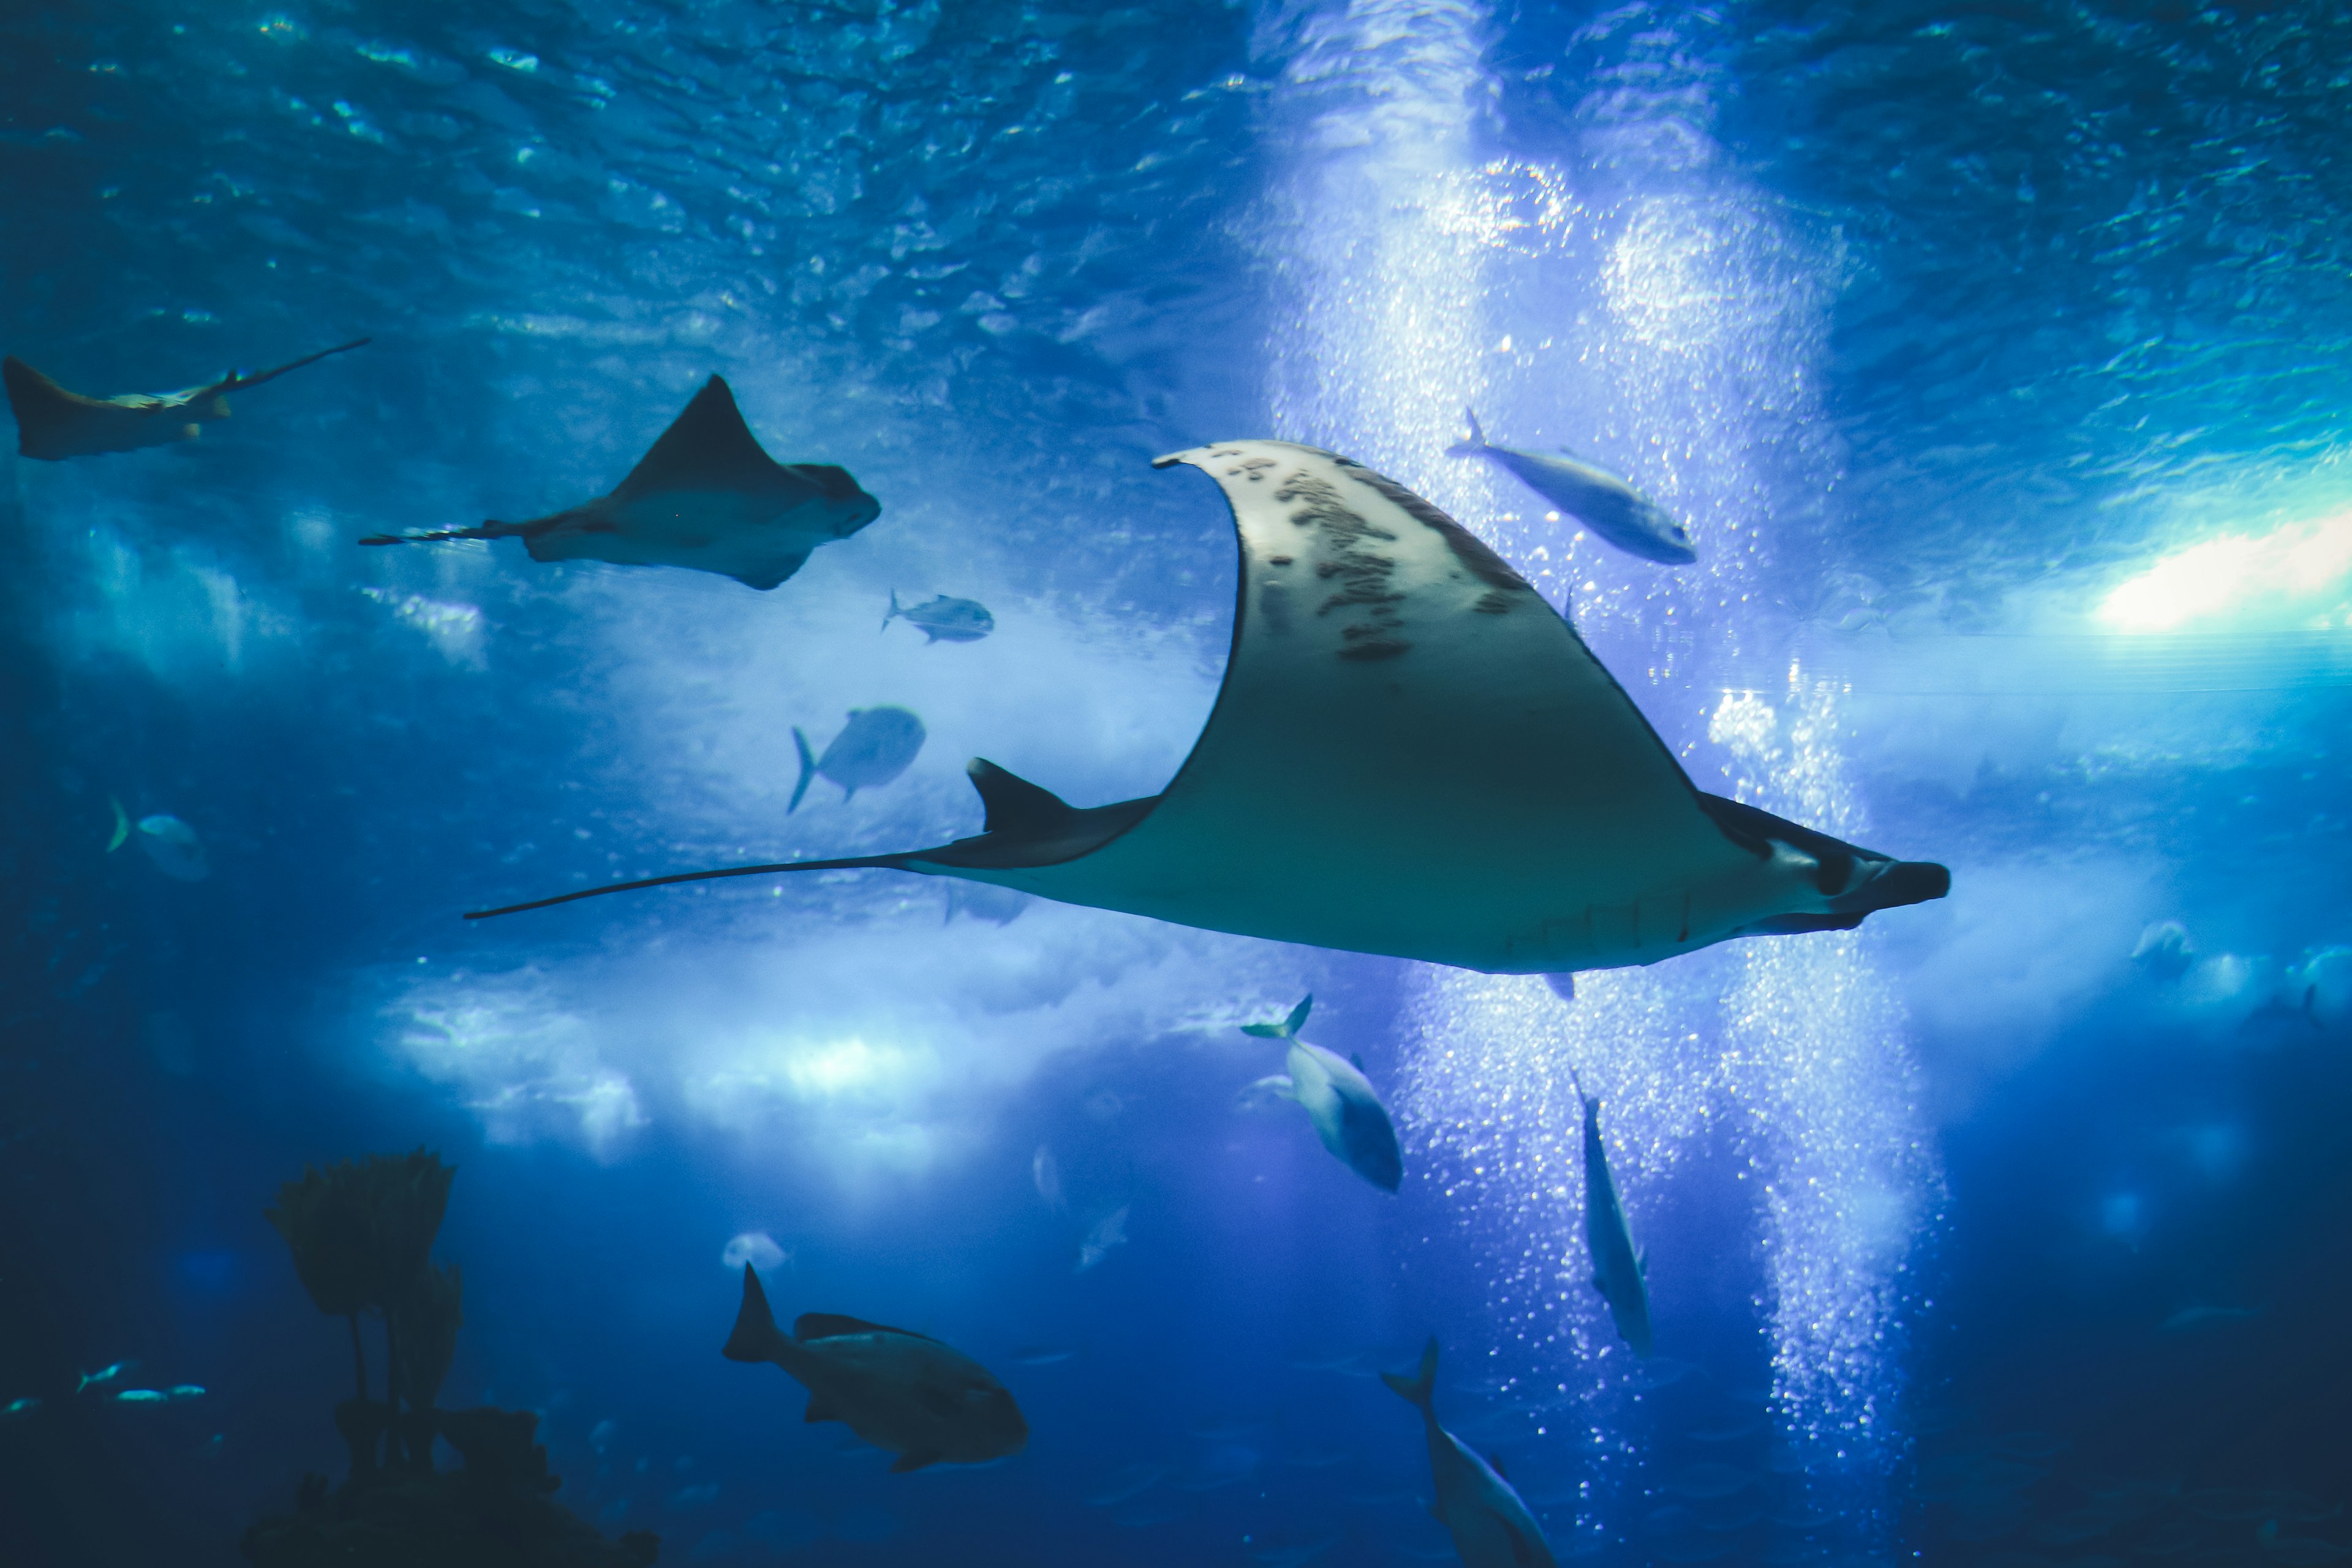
[358,520,514,547]
[214,337,371,397]
[722,1264,790,1362]
[883,589,901,632]
[1381,1338,1439,1412]
[788,728,818,815]
[1446,408,1487,458]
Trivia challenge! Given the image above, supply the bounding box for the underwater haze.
[4,1,2350,1565]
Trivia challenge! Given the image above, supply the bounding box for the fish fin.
[794,1312,938,1344]
[204,337,369,399]
[1380,1337,1438,1411]
[883,589,900,631]
[1499,1515,1544,1567]
[1446,407,1485,458]
[1350,1051,1366,1072]
[610,375,802,501]
[1486,1450,1507,1480]
[789,728,818,813]
[922,627,941,643]
[106,797,128,853]
[966,758,1076,837]
[722,1264,786,1363]
[1287,995,1313,1035]
[889,1449,942,1473]
[1243,994,1311,1039]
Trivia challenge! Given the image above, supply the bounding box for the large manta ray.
[469,442,1950,974]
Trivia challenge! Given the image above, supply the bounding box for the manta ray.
[361,375,880,591]
[467,440,1949,974]
[4,337,369,460]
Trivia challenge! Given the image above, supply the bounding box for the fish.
[884,590,995,644]
[1447,409,1695,565]
[790,707,925,813]
[133,815,209,882]
[360,375,880,592]
[1031,1146,1067,1213]
[1382,1338,1558,1568]
[1240,995,1402,1193]
[76,1362,137,1393]
[166,1384,207,1400]
[113,1389,168,1404]
[4,337,369,461]
[1,1398,38,1418]
[1575,1082,1652,1357]
[105,797,129,853]
[464,441,1949,969]
[718,1264,1026,1472]
[1076,1205,1129,1273]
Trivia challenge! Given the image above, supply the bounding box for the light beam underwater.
[464,442,1949,974]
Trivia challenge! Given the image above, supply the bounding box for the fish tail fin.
[1241,993,1312,1039]
[1446,408,1485,457]
[1381,1338,1439,1412]
[883,589,900,631]
[788,728,817,814]
[722,1264,788,1363]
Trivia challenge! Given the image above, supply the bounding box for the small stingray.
[1449,409,1694,565]
[465,441,1948,971]
[790,707,925,813]
[4,337,369,460]
[361,375,879,591]
[884,590,994,643]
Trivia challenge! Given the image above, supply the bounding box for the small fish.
[1574,1077,1652,1357]
[1031,1145,1066,1214]
[1076,1205,1129,1273]
[1449,409,1695,565]
[167,1384,207,1400]
[720,1264,1026,1472]
[1,1397,39,1418]
[105,797,129,853]
[133,815,209,881]
[790,707,925,813]
[4,337,370,461]
[884,590,994,644]
[1241,995,1402,1193]
[1382,1339,1558,1568]
[77,1361,137,1393]
[113,1389,168,1404]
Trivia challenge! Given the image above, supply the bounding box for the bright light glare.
[786,1038,898,1098]
[2098,512,2352,632]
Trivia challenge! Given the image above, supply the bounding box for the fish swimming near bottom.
[133,815,209,881]
[1575,1079,1652,1357]
[4,337,370,461]
[1382,1339,1557,1568]
[721,1264,1026,1472]
[791,707,926,813]
[1240,995,1403,1193]
[884,590,995,644]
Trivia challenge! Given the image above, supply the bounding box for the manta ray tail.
[1381,1338,1439,1412]
[722,1264,790,1363]
[789,728,819,814]
[213,337,372,396]
[356,520,519,547]
[1446,408,1487,457]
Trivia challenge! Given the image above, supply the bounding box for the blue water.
[4,2,2349,1564]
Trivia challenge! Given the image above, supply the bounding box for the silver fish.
[1382,1339,1557,1568]
[790,707,925,813]
[1449,409,1695,565]
[884,591,994,644]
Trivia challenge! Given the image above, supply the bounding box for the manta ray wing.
[469,440,1945,970]
[610,375,813,501]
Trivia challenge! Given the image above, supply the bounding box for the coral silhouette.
[244,1149,656,1566]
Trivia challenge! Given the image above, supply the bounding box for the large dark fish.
[1240,995,1402,1192]
[1577,1082,1651,1357]
[1448,409,1695,565]
[1382,1339,1557,1568]
[721,1264,1027,1472]
[4,338,369,460]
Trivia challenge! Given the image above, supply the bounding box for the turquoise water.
[2,2,2348,1564]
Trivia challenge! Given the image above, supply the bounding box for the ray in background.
[1257,0,1939,1557]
